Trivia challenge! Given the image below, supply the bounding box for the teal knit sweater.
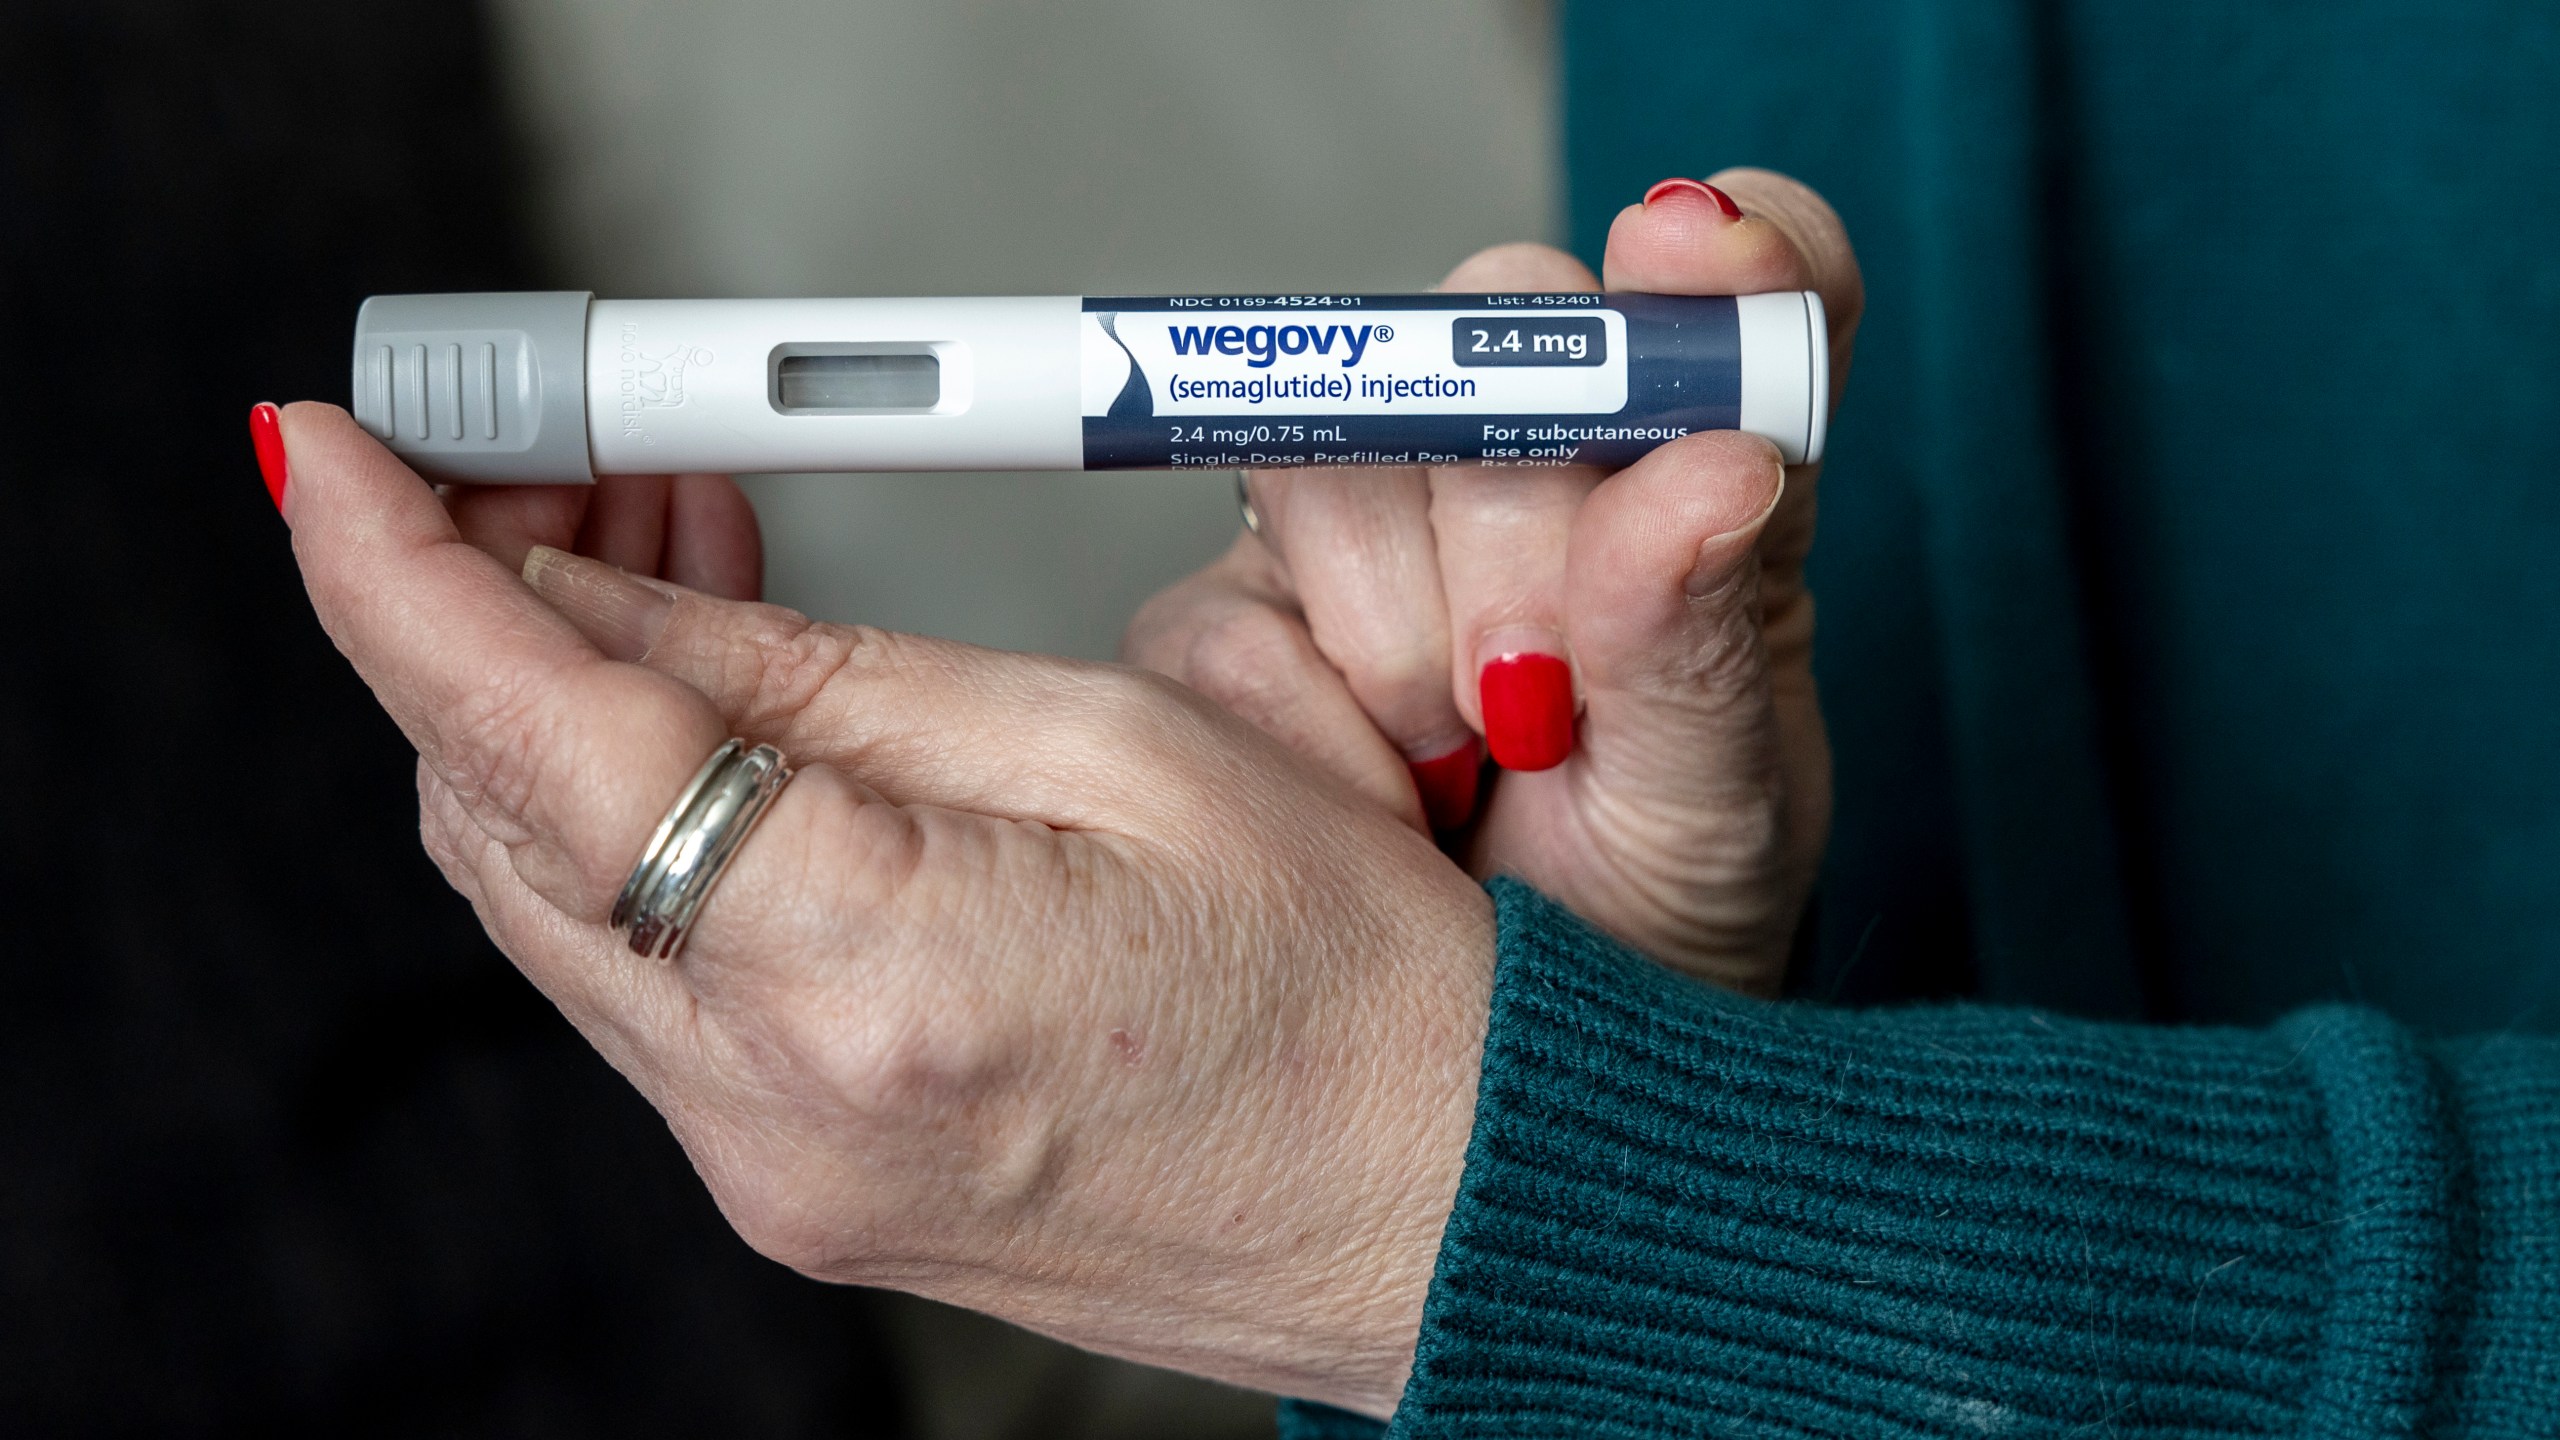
[1280,3,2559,1430]
[1281,883,2559,1436]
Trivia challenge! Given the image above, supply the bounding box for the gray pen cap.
[351,291,594,484]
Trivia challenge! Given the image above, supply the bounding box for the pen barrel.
[353,291,1826,484]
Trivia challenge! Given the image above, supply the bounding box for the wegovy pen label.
[1078,294,1742,470]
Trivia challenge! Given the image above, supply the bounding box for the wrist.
[1302,864,1495,1415]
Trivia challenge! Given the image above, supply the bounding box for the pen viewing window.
[771,346,943,414]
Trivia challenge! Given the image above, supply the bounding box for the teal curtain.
[1564,1,2560,1032]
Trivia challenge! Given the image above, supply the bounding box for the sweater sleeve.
[1279,881,2559,1439]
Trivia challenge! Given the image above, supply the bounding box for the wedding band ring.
[612,738,795,960]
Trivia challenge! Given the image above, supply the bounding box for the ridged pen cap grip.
[351,291,594,483]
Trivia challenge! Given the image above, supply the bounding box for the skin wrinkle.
[414,762,494,916]
[734,612,886,736]
[1659,568,1771,703]
[429,669,569,834]
[1684,471,1789,595]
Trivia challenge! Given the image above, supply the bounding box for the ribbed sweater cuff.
[2430,1034,2560,1431]
[1283,880,2501,1440]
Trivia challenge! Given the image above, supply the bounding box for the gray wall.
[481,3,1556,1434]
[490,0,1557,659]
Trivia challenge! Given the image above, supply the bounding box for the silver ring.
[612,738,795,960]
[1235,472,1262,537]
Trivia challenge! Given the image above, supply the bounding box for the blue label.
[1077,294,1740,470]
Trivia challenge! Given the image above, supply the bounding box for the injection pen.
[351,290,1827,483]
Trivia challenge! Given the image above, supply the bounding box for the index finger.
[279,402,729,935]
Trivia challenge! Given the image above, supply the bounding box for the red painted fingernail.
[1643,178,1744,220]
[1408,737,1483,831]
[249,403,288,512]
[1479,653,1576,771]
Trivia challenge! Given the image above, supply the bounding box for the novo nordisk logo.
[616,320,715,420]
[630,342,714,408]
[614,322,715,443]
[1167,322,1387,369]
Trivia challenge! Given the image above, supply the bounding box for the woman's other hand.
[266,403,1491,1419]
[1124,168,1862,994]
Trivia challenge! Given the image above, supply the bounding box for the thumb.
[1560,430,1813,943]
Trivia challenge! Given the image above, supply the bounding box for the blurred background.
[2,0,1549,1434]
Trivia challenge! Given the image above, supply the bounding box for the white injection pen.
[351,290,1827,483]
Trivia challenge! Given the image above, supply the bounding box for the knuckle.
[1071,663,1191,752]
[726,611,897,729]
[813,780,933,916]
[1182,603,1315,712]
[1034,666,1221,814]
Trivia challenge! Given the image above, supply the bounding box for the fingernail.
[1642,178,1744,220]
[1478,650,1576,772]
[522,545,672,662]
[249,403,289,514]
[1407,737,1483,831]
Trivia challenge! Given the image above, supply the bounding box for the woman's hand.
[270,404,1495,1419]
[1124,169,1862,994]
